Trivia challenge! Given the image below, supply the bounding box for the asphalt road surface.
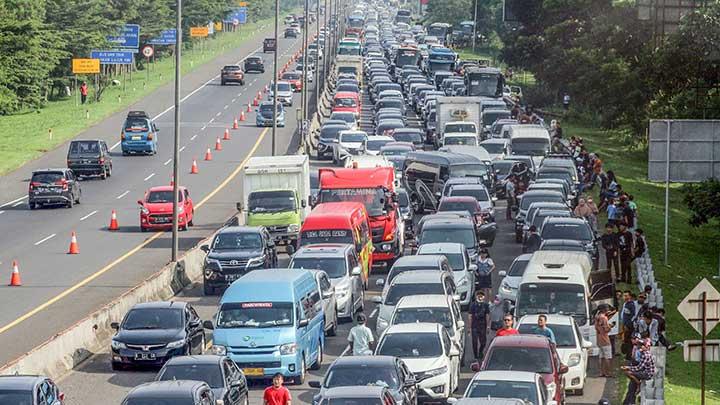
[0,23,315,366]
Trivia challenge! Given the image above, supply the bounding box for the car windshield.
[425,252,465,271]
[381,148,407,156]
[283,73,300,80]
[248,190,296,213]
[533,211,570,229]
[324,364,401,389]
[123,308,183,330]
[421,228,476,251]
[450,163,488,177]
[508,258,530,277]
[276,83,292,92]
[217,302,293,328]
[518,283,587,323]
[511,139,549,156]
[438,200,476,213]
[541,223,592,241]
[146,190,181,204]
[320,126,346,140]
[519,323,577,348]
[538,171,574,183]
[385,282,444,305]
[393,308,453,333]
[449,188,490,202]
[157,364,224,388]
[379,100,402,109]
[224,65,241,71]
[318,188,385,216]
[493,161,513,175]
[260,104,281,113]
[0,391,32,404]
[291,257,347,278]
[481,143,505,154]
[341,133,366,143]
[301,229,354,246]
[70,141,100,155]
[125,117,149,131]
[444,123,475,133]
[466,380,539,403]
[377,332,442,358]
[482,111,510,126]
[485,346,553,374]
[31,172,64,184]
[335,97,357,107]
[393,132,422,143]
[213,232,263,250]
[445,136,476,146]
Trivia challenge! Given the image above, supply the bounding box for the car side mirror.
[301,199,307,208]
[469,264,478,272]
[137,200,144,206]
[371,295,383,304]
[110,322,120,330]
[375,279,385,287]
[470,362,481,372]
[200,245,210,253]
[351,266,362,276]
[446,398,458,405]
[559,364,569,374]
[203,320,214,330]
[498,270,507,277]
[457,320,465,329]
[582,340,593,349]
[298,319,309,328]
[309,381,322,389]
[452,294,461,301]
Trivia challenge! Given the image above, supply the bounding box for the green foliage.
[681,179,720,227]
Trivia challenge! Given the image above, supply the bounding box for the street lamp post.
[171,0,182,262]
[302,0,309,123]
[472,0,478,52]
[272,0,280,156]
[314,0,320,108]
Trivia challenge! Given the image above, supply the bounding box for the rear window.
[223,65,241,71]
[485,346,553,374]
[438,200,476,213]
[70,141,100,155]
[125,117,149,132]
[32,171,64,184]
[335,98,357,108]
[541,223,593,241]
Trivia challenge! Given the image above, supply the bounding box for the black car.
[110,301,206,370]
[200,226,278,295]
[284,27,298,38]
[244,56,265,73]
[28,168,81,209]
[417,217,480,263]
[67,140,112,179]
[263,37,276,52]
[220,65,245,86]
[122,381,215,405]
[0,375,64,404]
[156,355,248,405]
[308,356,418,405]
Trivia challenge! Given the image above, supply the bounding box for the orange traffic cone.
[264,85,269,93]
[68,231,79,254]
[239,111,246,121]
[190,159,199,174]
[205,148,213,161]
[170,175,174,186]
[215,137,223,151]
[8,260,21,286]
[109,210,119,231]
[247,103,252,112]
[253,97,259,106]
[223,128,231,140]
[257,91,262,99]
[232,119,239,129]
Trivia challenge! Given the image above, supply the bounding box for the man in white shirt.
[347,313,375,355]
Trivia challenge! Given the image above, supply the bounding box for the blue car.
[121,111,159,155]
[256,101,285,127]
[207,269,325,384]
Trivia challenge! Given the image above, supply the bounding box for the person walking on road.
[595,304,615,377]
[80,81,88,105]
[600,224,620,281]
[523,225,542,254]
[532,314,556,345]
[468,290,491,362]
[476,249,495,299]
[264,373,291,405]
[346,313,374,356]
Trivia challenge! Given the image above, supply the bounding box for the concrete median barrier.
[0,238,210,380]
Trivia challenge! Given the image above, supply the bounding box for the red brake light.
[121,132,126,140]
[55,179,69,190]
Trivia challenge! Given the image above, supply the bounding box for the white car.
[443,133,478,147]
[268,81,293,106]
[498,253,532,303]
[375,323,461,402]
[517,314,592,394]
[333,130,367,164]
[329,112,359,130]
[365,135,395,155]
[389,294,466,364]
[416,242,476,309]
[480,138,509,161]
[454,370,556,405]
[307,270,339,337]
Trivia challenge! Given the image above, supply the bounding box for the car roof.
[396,294,450,308]
[367,135,395,141]
[392,254,446,267]
[218,226,264,234]
[489,334,553,349]
[0,375,44,389]
[294,243,353,256]
[383,322,442,334]
[131,301,187,310]
[540,239,585,247]
[542,217,588,226]
[406,151,482,166]
[147,185,186,192]
[469,370,540,383]
[323,386,386,398]
[127,380,206,397]
[423,217,474,228]
[518,314,576,326]
[334,91,359,98]
[33,168,68,173]
[163,355,224,366]
[417,242,465,255]
[441,196,478,203]
[330,355,396,367]
[449,184,489,192]
[392,270,445,284]
[481,138,508,144]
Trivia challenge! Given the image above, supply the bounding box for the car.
[446,184,496,221]
[539,217,598,264]
[528,182,569,201]
[457,370,553,404]
[490,119,519,139]
[256,101,285,127]
[392,128,425,150]
[335,82,359,93]
[377,255,454,290]
[0,375,65,404]
[526,209,573,241]
[416,243,476,308]
[244,55,265,73]
[437,196,497,247]
[200,226,278,294]
[268,81,294,106]
[497,253,532,303]
[373,270,457,335]
[110,301,206,370]
[479,335,568,404]
[306,269,339,336]
[284,27,298,38]
[28,168,81,209]
[375,323,461,402]
[220,65,245,85]
[524,202,571,234]
[416,217,480,262]
[366,135,396,155]
[333,130,367,165]
[263,37,277,52]
[281,71,303,92]
[517,314,592,395]
[156,355,249,405]
[66,139,112,179]
[515,190,567,242]
[138,185,194,232]
[480,138,509,160]
[313,386,399,405]
[315,123,351,160]
[329,111,359,130]
[289,244,364,320]
[332,92,361,118]
[308,356,419,405]
[121,381,215,405]
[380,142,415,157]
[375,109,406,125]
[121,110,159,155]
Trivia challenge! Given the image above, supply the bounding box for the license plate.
[134,353,156,360]
[132,136,141,140]
[225,274,241,281]
[155,217,170,223]
[243,367,264,376]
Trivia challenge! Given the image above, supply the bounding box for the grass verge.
[0,18,275,175]
[564,120,720,404]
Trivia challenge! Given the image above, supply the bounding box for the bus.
[394,46,421,69]
[464,66,505,98]
[427,22,451,45]
[395,9,412,24]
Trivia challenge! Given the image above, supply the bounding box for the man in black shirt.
[616,223,634,284]
[467,290,491,362]
[600,224,619,281]
[523,225,542,254]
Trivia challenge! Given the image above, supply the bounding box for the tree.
[681,179,720,227]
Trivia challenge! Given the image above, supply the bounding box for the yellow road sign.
[72,58,100,74]
[238,1,249,6]
[190,26,209,37]
[214,22,223,31]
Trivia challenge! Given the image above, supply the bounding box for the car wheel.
[310,342,322,370]
[241,80,245,85]
[141,226,148,232]
[293,357,306,385]
[188,212,194,227]
[75,192,81,204]
[198,334,206,354]
[203,282,214,295]
[29,202,36,210]
[221,80,226,86]
[107,164,112,177]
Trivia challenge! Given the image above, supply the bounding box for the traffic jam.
[13,2,616,405]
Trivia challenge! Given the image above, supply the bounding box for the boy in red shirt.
[264,373,291,405]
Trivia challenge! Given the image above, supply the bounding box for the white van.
[507,125,551,167]
[513,251,597,352]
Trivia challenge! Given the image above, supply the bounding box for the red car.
[138,186,194,232]
[332,91,361,118]
[281,71,303,92]
[476,335,568,404]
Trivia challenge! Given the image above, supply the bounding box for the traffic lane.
[0,40,311,363]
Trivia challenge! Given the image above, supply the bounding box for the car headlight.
[247,256,266,266]
[280,343,297,355]
[211,345,226,356]
[500,281,513,293]
[288,224,300,232]
[111,339,126,350]
[568,353,582,367]
[546,381,557,398]
[140,207,150,215]
[422,366,448,378]
[166,339,186,349]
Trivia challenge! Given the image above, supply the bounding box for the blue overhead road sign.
[149,29,177,45]
[224,7,247,24]
[91,51,134,65]
[106,24,140,48]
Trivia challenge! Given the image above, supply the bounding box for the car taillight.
[121,132,126,140]
[29,182,40,191]
[55,179,69,190]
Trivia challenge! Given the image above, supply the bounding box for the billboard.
[149,29,177,45]
[106,24,140,48]
[72,59,101,74]
[90,50,134,65]
[648,119,720,182]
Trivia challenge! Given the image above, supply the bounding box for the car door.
[348,251,362,309]
[574,321,589,376]
[186,305,203,353]
[397,359,417,405]
[222,359,242,405]
[450,300,464,350]
[317,272,336,329]
[184,189,193,219]
[441,328,458,392]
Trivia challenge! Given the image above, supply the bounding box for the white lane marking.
[80,210,98,221]
[0,210,5,215]
[223,105,229,110]
[201,125,207,131]
[190,134,197,141]
[143,173,155,181]
[0,196,27,208]
[163,159,172,166]
[110,141,121,150]
[208,118,215,124]
[232,98,236,103]
[215,112,222,117]
[34,233,57,246]
[237,92,243,97]
[12,201,24,207]
[116,190,130,199]
[179,146,186,152]
[369,308,378,319]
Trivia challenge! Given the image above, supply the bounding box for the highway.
[0,22,315,366]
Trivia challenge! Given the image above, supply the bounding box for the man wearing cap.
[621,338,656,405]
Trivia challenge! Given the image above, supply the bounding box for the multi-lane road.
[0,23,313,366]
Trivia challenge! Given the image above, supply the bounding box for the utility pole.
[302,0,309,124]
[171,0,182,262]
[272,0,279,156]
[472,0,478,52]
[314,0,320,108]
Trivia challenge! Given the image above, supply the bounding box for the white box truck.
[435,96,483,147]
